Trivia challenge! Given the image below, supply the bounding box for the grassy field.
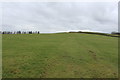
[2,33,118,78]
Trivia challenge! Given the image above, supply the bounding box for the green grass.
[2,33,118,78]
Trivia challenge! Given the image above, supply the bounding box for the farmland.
[2,33,118,78]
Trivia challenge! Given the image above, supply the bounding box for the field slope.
[2,33,118,78]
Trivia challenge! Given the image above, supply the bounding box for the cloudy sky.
[1,2,118,33]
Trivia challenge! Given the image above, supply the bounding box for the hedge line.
[69,31,120,37]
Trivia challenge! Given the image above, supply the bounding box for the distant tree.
[32,31,35,34]
[24,31,26,34]
[111,31,116,34]
[17,31,21,34]
[22,31,26,34]
[6,31,8,34]
[78,31,82,33]
[2,31,5,34]
[111,31,120,35]
[29,31,32,34]
[38,31,40,34]
[13,31,16,34]
[9,31,11,34]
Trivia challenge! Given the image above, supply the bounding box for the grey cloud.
[1,2,118,33]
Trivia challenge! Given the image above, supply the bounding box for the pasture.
[2,33,118,78]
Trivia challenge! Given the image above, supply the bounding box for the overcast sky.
[1,2,118,33]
